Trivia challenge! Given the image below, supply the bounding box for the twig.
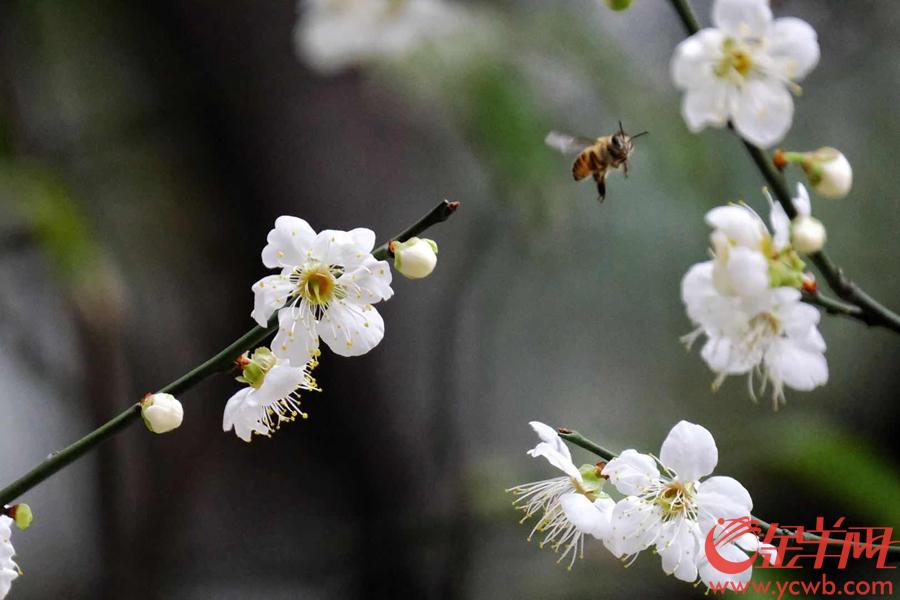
[802,291,863,320]
[0,200,461,505]
[558,429,617,461]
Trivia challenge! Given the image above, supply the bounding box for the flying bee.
[545,121,648,201]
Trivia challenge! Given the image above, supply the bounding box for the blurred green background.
[0,1,897,598]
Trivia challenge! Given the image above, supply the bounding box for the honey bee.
[545,122,647,201]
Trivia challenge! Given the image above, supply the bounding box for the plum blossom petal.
[732,78,794,148]
[764,337,829,391]
[671,29,724,89]
[657,519,701,582]
[659,421,718,482]
[607,495,662,557]
[560,493,614,540]
[724,246,769,297]
[603,449,660,496]
[696,476,753,531]
[317,300,385,358]
[769,18,820,80]
[712,0,772,39]
[705,205,765,248]
[261,216,317,269]
[251,274,295,327]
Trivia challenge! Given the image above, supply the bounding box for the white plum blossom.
[507,421,614,568]
[671,0,820,147]
[682,199,828,407]
[252,216,394,362]
[0,516,18,600]
[602,421,758,583]
[224,348,320,442]
[294,0,465,75]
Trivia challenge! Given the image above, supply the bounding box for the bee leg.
[594,174,606,202]
[623,161,629,178]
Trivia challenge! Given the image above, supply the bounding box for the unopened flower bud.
[140,393,184,434]
[806,148,852,199]
[776,147,852,199]
[390,237,438,279]
[604,0,632,10]
[791,215,826,254]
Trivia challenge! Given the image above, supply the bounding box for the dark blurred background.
[0,1,898,598]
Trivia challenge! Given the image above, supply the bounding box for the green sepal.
[768,251,806,289]
[235,347,277,388]
[578,464,605,493]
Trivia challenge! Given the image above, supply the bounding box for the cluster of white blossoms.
[510,421,775,589]
[671,0,820,147]
[0,516,19,600]
[221,216,439,441]
[221,216,394,441]
[681,185,828,407]
[294,0,466,75]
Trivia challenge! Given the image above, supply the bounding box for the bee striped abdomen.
[572,148,600,181]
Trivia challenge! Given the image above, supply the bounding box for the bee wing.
[544,131,595,155]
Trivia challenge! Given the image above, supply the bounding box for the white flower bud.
[140,393,184,434]
[391,237,438,279]
[791,215,826,254]
[806,147,852,199]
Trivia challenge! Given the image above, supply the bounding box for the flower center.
[656,481,695,520]
[295,263,339,306]
[716,39,754,80]
[749,311,780,340]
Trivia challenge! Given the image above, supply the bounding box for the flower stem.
[557,429,617,461]
[668,0,701,35]
[559,429,900,557]
[0,200,461,506]
[372,199,460,260]
[667,0,900,335]
[802,291,863,320]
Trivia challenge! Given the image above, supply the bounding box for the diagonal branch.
[0,200,461,506]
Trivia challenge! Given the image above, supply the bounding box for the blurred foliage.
[765,415,900,525]
[0,162,121,318]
